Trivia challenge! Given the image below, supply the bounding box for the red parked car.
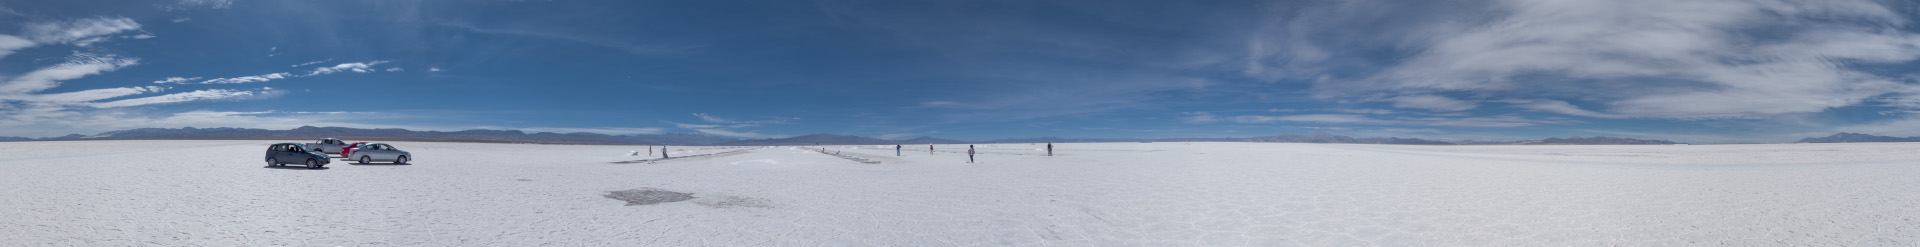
[340,142,370,158]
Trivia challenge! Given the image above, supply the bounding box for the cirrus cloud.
[1255,0,1920,119]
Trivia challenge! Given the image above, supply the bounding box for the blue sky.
[2,0,1920,143]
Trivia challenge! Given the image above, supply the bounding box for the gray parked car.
[347,143,412,164]
[266,143,330,169]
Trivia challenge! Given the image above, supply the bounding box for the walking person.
[895,144,901,156]
[1047,142,1053,156]
[929,145,934,155]
[967,145,976,163]
[662,145,669,159]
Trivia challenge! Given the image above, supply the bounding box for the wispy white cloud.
[12,86,167,103]
[0,35,31,59]
[290,59,333,67]
[1180,112,1219,123]
[441,22,693,55]
[1387,94,1476,112]
[1231,114,1568,128]
[669,122,721,129]
[690,113,787,126]
[693,113,733,123]
[687,128,786,139]
[165,0,233,10]
[22,17,142,45]
[663,119,788,139]
[0,17,142,60]
[0,110,395,137]
[149,77,201,84]
[91,87,277,108]
[1497,99,1625,119]
[156,60,390,85]
[0,53,140,94]
[1254,0,1920,120]
[307,61,389,76]
[1327,108,1395,115]
[194,72,291,84]
[384,68,403,72]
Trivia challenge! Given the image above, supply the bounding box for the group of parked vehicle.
[264,138,413,169]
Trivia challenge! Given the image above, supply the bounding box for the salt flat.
[3,140,1918,246]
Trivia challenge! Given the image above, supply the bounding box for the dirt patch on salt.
[604,188,694,206]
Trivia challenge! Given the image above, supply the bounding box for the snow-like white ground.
[4,140,1919,246]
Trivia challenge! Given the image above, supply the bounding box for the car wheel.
[395,156,408,164]
[306,159,320,169]
[267,157,277,167]
[359,156,370,164]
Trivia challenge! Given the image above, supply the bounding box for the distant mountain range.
[1512,136,1680,145]
[1796,133,1920,143]
[0,126,1689,146]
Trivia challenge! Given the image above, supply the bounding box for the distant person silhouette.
[967,145,976,163]
[895,145,901,156]
[1047,142,1053,156]
[661,146,669,159]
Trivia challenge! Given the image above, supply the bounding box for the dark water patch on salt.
[605,188,694,206]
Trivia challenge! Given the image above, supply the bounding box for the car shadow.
[262,165,330,170]
[347,162,412,166]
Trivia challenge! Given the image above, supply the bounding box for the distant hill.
[0,126,738,145]
[1797,133,1920,143]
[1513,136,1679,145]
[720,134,907,146]
[897,136,970,144]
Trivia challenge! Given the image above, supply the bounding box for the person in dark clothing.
[895,145,901,156]
[1047,142,1053,156]
[967,145,976,163]
[661,145,669,159]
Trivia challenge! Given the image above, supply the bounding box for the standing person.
[895,145,901,156]
[662,145,669,159]
[967,145,976,163]
[1047,142,1053,156]
[929,145,934,155]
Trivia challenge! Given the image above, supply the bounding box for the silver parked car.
[266,143,330,169]
[347,143,412,164]
[305,138,350,154]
